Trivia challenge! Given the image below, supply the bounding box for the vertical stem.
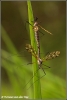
[27,0,42,99]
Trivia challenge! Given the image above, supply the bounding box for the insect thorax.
[33,22,39,32]
[37,58,43,65]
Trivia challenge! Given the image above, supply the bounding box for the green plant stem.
[27,0,42,99]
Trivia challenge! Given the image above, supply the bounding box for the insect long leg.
[24,63,51,90]
[38,24,53,35]
[22,67,41,89]
[40,66,46,75]
[26,74,45,90]
[27,63,51,90]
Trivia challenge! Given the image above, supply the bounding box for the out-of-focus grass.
[1,26,33,97]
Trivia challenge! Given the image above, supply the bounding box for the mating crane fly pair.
[21,17,60,90]
[26,17,60,75]
[12,17,60,90]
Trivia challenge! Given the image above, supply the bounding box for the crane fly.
[23,44,60,90]
[27,17,53,59]
[26,44,60,73]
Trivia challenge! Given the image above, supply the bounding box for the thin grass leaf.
[27,0,42,99]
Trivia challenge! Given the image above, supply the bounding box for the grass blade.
[27,0,42,99]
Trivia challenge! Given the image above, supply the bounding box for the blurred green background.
[1,1,66,99]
